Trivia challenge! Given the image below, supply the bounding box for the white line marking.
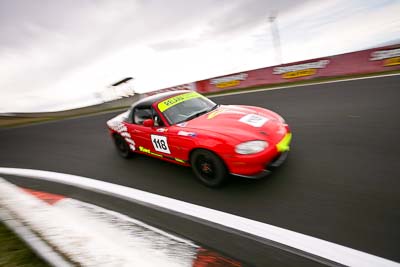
[0,167,399,267]
[208,72,400,98]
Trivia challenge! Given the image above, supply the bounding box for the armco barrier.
[1,168,399,267]
[153,44,400,94]
[0,178,242,266]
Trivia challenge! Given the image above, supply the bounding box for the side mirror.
[143,119,154,127]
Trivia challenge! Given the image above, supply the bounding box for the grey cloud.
[0,0,99,49]
[148,0,312,51]
[0,0,228,91]
[0,0,311,62]
[0,0,312,111]
[149,39,197,51]
[203,0,312,38]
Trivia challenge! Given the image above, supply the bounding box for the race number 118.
[151,135,171,154]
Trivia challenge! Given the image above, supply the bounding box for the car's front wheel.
[190,149,228,187]
[113,134,132,158]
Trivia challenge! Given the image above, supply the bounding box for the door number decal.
[151,135,171,154]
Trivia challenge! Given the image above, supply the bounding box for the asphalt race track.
[1,75,400,265]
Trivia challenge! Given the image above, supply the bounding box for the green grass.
[0,222,48,267]
[0,105,130,128]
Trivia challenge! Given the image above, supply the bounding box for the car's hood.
[177,105,287,143]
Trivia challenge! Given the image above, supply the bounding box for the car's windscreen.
[158,92,217,125]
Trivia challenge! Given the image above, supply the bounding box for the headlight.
[235,140,268,155]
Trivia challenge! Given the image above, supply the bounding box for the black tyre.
[190,149,228,187]
[113,134,132,158]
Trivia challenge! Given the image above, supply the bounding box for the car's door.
[146,107,175,158]
[149,107,190,163]
[126,106,154,153]
[162,126,193,163]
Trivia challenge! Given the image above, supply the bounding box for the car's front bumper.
[231,151,289,179]
[228,132,291,179]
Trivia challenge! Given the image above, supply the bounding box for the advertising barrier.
[194,44,400,93]
[152,44,400,95]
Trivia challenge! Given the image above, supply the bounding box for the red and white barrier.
[149,44,400,95]
[196,44,400,93]
[0,177,241,267]
[0,168,399,267]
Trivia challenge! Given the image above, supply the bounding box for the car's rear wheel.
[190,149,228,187]
[113,134,132,158]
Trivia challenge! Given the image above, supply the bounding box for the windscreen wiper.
[210,104,219,111]
[178,105,220,124]
[185,109,210,121]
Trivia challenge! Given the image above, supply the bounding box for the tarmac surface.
[1,75,399,266]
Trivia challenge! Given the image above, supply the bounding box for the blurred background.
[1,0,399,113]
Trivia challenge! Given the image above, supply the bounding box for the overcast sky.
[1,0,399,112]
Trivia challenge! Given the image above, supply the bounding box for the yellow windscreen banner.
[158,92,203,112]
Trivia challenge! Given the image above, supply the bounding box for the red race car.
[107,90,292,187]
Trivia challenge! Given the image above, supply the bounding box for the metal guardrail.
[0,167,399,267]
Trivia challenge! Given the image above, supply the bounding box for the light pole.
[269,14,283,65]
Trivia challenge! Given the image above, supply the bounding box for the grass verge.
[0,221,48,267]
[0,105,129,128]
